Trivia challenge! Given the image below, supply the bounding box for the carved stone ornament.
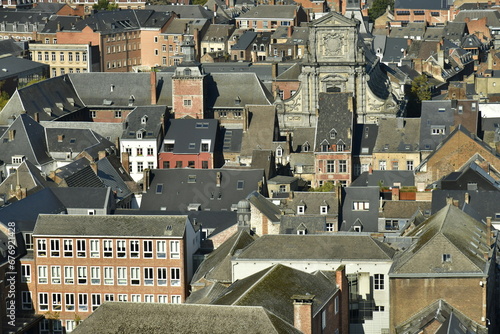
[321,32,345,56]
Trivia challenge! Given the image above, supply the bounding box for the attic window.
[189,143,196,149]
[320,205,328,214]
[156,184,163,194]
[302,142,310,152]
[329,129,337,139]
[110,84,115,92]
[237,180,244,190]
[297,228,306,235]
[69,138,76,144]
[188,203,201,211]
[141,116,148,124]
[438,108,446,112]
[442,254,452,263]
[188,175,196,183]
[297,205,305,215]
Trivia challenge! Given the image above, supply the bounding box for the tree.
[368,0,394,22]
[93,0,118,11]
[0,91,9,110]
[411,74,432,102]
[192,0,208,5]
[308,182,336,192]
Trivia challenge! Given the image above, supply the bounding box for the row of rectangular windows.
[38,51,87,62]
[23,264,180,287]
[27,291,181,313]
[35,239,181,259]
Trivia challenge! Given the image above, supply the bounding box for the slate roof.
[46,127,116,156]
[34,214,188,237]
[186,282,229,304]
[140,168,265,212]
[219,128,242,153]
[373,118,420,152]
[49,187,111,210]
[240,105,276,156]
[231,30,257,50]
[277,191,339,217]
[238,5,300,19]
[423,26,445,41]
[201,24,234,42]
[68,73,154,107]
[380,200,432,219]
[391,204,491,276]
[454,9,500,26]
[340,186,380,232]
[291,127,315,152]
[191,229,256,284]
[395,0,450,10]
[0,159,56,200]
[161,119,218,154]
[0,40,23,57]
[147,5,215,20]
[235,234,396,260]
[210,264,338,325]
[279,216,327,234]
[121,105,166,140]
[163,18,208,35]
[54,158,105,188]
[431,189,500,222]
[201,62,293,82]
[3,75,84,123]
[382,38,408,63]
[315,93,353,152]
[96,155,135,201]
[350,170,415,187]
[352,124,378,156]
[72,302,302,334]
[0,114,52,166]
[276,63,301,81]
[40,15,80,34]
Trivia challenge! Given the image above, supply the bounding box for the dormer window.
[201,139,211,152]
[297,228,307,235]
[141,116,148,125]
[164,140,175,152]
[337,140,345,152]
[329,129,337,139]
[442,254,452,263]
[302,142,310,152]
[320,140,330,152]
[183,68,191,76]
[297,206,305,215]
[12,155,24,165]
[136,130,144,139]
[320,205,328,214]
[276,146,283,157]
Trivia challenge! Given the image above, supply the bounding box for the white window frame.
[51,266,61,284]
[90,266,101,285]
[91,293,101,311]
[170,240,180,259]
[374,274,385,290]
[170,268,181,286]
[22,291,32,310]
[103,239,113,258]
[143,240,153,258]
[116,240,126,258]
[118,294,128,302]
[144,267,154,286]
[52,293,62,311]
[65,293,75,311]
[90,239,99,258]
[117,267,127,285]
[171,295,181,303]
[77,266,87,285]
[130,240,139,258]
[39,292,49,311]
[37,239,47,257]
[76,239,86,257]
[38,265,48,284]
[64,266,74,284]
[104,266,114,285]
[157,267,167,286]
[158,295,168,303]
[157,240,166,258]
[78,293,88,312]
[21,264,31,283]
[130,267,140,285]
[63,239,73,257]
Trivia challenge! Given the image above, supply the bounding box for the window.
[353,201,369,211]
[130,240,139,258]
[44,52,49,61]
[91,294,101,311]
[326,223,334,232]
[158,267,167,285]
[147,148,154,156]
[118,294,128,302]
[375,305,385,312]
[297,206,305,215]
[91,266,100,285]
[21,264,31,283]
[145,294,154,303]
[117,240,126,258]
[170,241,180,259]
[104,267,113,285]
[320,206,328,215]
[201,143,209,152]
[431,127,445,135]
[77,266,87,284]
[38,265,48,284]
[22,291,32,310]
[52,293,62,311]
[68,52,73,61]
[407,160,414,171]
[327,160,335,173]
[202,161,208,169]
[117,267,127,285]
[144,240,153,258]
[76,239,86,257]
[39,293,49,311]
[38,53,42,61]
[130,267,140,285]
[131,294,141,302]
[64,266,74,284]
[237,180,245,190]
[63,239,73,257]
[442,254,452,263]
[136,148,143,156]
[104,294,114,302]
[391,161,399,170]
[115,111,122,118]
[379,160,386,170]
[66,320,76,332]
[76,53,80,62]
[157,240,166,258]
[158,295,168,303]
[25,233,33,250]
[37,239,47,257]
[385,219,399,231]
[183,99,192,106]
[51,52,56,61]
[374,274,384,290]
[65,293,75,311]
[90,239,99,258]
[103,239,113,257]
[144,267,154,285]
[78,293,88,312]
[339,160,347,173]
[51,266,61,284]
[137,162,144,173]
[171,295,181,304]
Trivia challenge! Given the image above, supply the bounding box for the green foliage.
[192,0,208,5]
[308,182,336,192]
[93,0,118,11]
[368,0,394,22]
[0,91,9,110]
[22,76,46,88]
[411,74,432,102]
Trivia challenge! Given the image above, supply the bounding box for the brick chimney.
[216,171,221,187]
[150,71,157,105]
[143,168,151,192]
[57,134,64,143]
[98,150,107,160]
[8,130,15,141]
[486,216,493,246]
[392,186,400,201]
[465,192,470,204]
[292,294,314,334]
[121,152,130,174]
[272,62,278,80]
[335,265,349,334]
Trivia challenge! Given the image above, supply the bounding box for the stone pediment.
[311,12,357,28]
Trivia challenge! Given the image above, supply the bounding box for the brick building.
[21,214,200,332]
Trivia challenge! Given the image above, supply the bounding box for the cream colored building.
[29,43,98,77]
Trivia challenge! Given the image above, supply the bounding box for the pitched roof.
[33,214,188,237]
[380,200,431,219]
[247,191,281,223]
[315,93,353,151]
[46,127,116,156]
[161,119,218,154]
[279,215,327,234]
[373,118,420,152]
[277,191,339,217]
[140,168,265,211]
[191,229,256,284]
[49,187,111,210]
[391,204,491,276]
[0,56,47,81]
[238,5,300,19]
[53,158,105,188]
[121,105,167,140]
[350,170,415,187]
[210,264,338,324]
[96,155,135,201]
[0,159,56,200]
[240,105,277,156]
[236,234,396,261]
[72,302,302,334]
[395,0,450,10]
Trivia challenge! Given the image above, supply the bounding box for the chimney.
[34,112,40,123]
[90,161,98,175]
[150,71,157,105]
[57,134,64,143]
[288,191,294,200]
[486,216,493,246]
[397,117,405,129]
[335,265,348,334]
[98,150,107,160]
[216,171,221,187]
[8,130,15,141]
[121,152,130,174]
[243,107,249,132]
[446,196,454,205]
[143,168,151,192]
[368,164,373,175]
[465,192,470,204]
[287,26,292,38]
[292,295,314,334]
[272,62,278,80]
[392,186,400,201]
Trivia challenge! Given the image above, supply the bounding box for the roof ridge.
[231,264,279,305]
